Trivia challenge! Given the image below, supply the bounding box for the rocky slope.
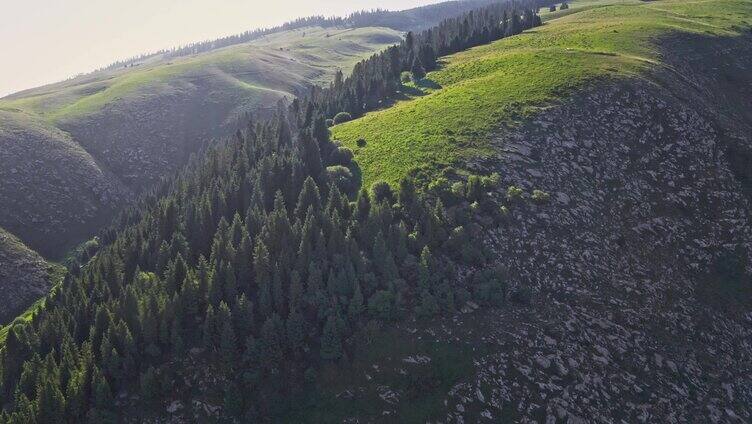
[450,34,751,424]
[445,75,752,422]
[0,111,131,258]
[0,228,55,325]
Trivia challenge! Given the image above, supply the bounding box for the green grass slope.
[1,27,402,123]
[331,0,752,187]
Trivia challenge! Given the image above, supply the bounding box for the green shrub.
[451,181,466,198]
[326,165,357,194]
[333,112,353,125]
[356,138,367,148]
[368,290,395,321]
[481,173,501,190]
[371,181,394,204]
[507,185,524,200]
[466,175,484,202]
[329,146,354,166]
[428,177,452,202]
[531,189,551,203]
[416,290,439,318]
[471,266,507,305]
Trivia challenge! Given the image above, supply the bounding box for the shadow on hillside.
[653,30,752,202]
[651,29,752,308]
[398,78,442,98]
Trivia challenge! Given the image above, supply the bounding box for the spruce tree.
[91,366,113,411]
[139,367,160,404]
[220,319,238,369]
[202,305,217,350]
[320,315,343,361]
[411,56,427,80]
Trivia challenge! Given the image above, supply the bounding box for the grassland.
[331,0,752,188]
[0,27,402,123]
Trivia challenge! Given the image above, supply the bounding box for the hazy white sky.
[0,0,438,97]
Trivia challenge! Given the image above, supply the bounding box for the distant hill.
[96,0,499,69]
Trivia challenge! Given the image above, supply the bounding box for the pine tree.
[139,367,160,403]
[36,378,66,424]
[286,308,305,354]
[223,382,244,417]
[411,56,426,80]
[233,294,254,341]
[348,281,365,319]
[320,314,343,361]
[220,319,238,369]
[419,246,434,292]
[202,305,217,350]
[254,241,273,317]
[91,366,113,410]
[170,318,185,355]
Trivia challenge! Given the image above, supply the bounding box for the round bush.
[329,146,354,166]
[326,165,357,194]
[332,112,353,125]
[371,181,394,203]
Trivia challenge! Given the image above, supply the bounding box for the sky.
[0,0,439,97]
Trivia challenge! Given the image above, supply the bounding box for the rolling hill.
[322,0,752,420]
[0,1,511,344]
[0,26,403,260]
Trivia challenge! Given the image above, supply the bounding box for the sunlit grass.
[331,0,752,188]
[0,26,403,123]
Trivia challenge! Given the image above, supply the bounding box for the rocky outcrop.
[444,77,752,422]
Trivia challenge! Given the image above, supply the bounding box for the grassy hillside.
[1,27,402,123]
[331,0,752,187]
[0,26,402,260]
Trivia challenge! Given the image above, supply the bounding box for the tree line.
[102,0,505,71]
[309,0,543,119]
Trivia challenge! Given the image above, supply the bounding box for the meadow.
[331,0,752,188]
